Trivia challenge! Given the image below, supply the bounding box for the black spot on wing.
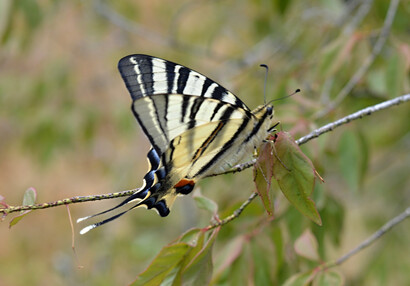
[154,200,170,217]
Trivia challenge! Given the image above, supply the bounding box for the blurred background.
[0,0,409,285]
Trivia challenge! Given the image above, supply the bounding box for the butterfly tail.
[77,148,170,233]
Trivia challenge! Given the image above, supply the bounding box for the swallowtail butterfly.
[78,55,275,234]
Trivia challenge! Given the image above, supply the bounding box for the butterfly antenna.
[260,64,269,104]
[268,89,301,104]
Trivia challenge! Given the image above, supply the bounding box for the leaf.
[272,132,322,225]
[131,243,191,286]
[338,130,360,193]
[313,270,344,286]
[214,236,245,275]
[251,239,274,285]
[386,53,400,99]
[9,187,37,228]
[175,228,219,286]
[177,228,202,245]
[193,188,218,215]
[22,187,37,206]
[294,229,320,261]
[253,141,274,216]
[282,271,316,286]
[271,226,284,274]
[229,240,251,286]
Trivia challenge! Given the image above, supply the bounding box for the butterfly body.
[78,55,274,233]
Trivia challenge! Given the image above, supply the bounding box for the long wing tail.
[77,148,171,234]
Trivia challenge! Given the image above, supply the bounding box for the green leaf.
[9,187,37,228]
[229,241,251,286]
[294,229,320,261]
[271,226,284,274]
[313,270,344,286]
[174,228,219,285]
[131,243,191,286]
[193,188,218,215]
[0,0,12,43]
[386,53,400,99]
[283,271,316,286]
[338,130,360,193]
[254,142,274,216]
[22,187,37,206]
[251,239,274,285]
[272,132,322,225]
[177,228,201,245]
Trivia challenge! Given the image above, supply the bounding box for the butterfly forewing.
[118,54,250,111]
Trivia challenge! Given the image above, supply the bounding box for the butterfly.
[78,54,275,234]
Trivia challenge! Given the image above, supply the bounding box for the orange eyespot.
[174,178,195,188]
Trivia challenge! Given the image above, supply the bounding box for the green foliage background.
[0,0,409,285]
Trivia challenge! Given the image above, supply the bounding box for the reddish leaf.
[253,141,274,216]
[272,132,322,225]
[294,229,320,261]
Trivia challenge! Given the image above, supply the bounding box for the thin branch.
[315,0,400,118]
[297,93,410,145]
[1,94,408,217]
[322,206,410,268]
[1,189,137,215]
[94,0,170,46]
[342,0,373,36]
[205,192,258,231]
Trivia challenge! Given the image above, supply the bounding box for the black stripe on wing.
[194,117,251,178]
[118,54,250,111]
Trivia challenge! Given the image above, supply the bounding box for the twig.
[205,192,258,231]
[94,0,218,59]
[0,190,137,215]
[322,206,410,268]
[315,0,400,118]
[297,93,410,145]
[94,0,170,46]
[342,0,373,36]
